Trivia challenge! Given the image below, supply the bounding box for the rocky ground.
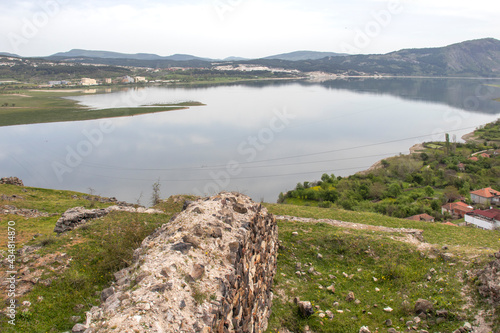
[273,215,497,333]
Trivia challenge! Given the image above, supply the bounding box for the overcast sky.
[1,0,499,58]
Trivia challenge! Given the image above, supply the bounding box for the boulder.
[415,298,434,314]
[298,301,314,317]
[0,177,24,186]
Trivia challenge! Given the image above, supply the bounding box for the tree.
[443,185,460,203]
[387,183,402,198]
[321,173,331,184]
[322,189,339,202]
[277,192,285,204]
[151,179,161,207]
[424,186,434,197]
[369,182,386,200]
[420,152,429,163]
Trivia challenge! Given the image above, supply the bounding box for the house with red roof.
[465,209,500,230]
[468,156,479,162]
[470,187,500,206]
[441,201,473,218]
[405,213,435,222]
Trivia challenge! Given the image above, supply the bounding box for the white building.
[465,209,500,230]
[81,78,97,86]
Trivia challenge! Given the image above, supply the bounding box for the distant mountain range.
[244,38,500,77]
[0,52,20,57]
[47,49,344,62]
[2,38,500,77]
[49,49,213,62]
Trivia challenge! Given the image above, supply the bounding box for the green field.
[0,184,192,332]
[0,90,202,127]
[264,203,499,333]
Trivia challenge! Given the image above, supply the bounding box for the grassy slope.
[0,90,197,127]
[0,184,193,332]
[1,185,498,332]
[264,203,500,250]
[264,203,499,333]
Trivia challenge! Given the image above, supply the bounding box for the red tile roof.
[469,157,479,161]
[442,201,473,213]
[406,213,435,222]
[443,222,458,227]
[470,187,500,198]
[469,209,500,221]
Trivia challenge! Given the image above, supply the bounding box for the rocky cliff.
[82,192,278,333]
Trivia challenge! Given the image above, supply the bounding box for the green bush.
[318,201,332,208]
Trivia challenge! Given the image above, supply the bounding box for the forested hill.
[242,38,500,77]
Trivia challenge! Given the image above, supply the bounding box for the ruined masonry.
[54,206,164,234]
[0,177,24,186]
[83,192,279,333]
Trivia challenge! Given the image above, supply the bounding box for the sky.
[0,0,499,58]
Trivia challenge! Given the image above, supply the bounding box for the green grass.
[0,90,202,127]
[0,186,188,332]
[266,219,479,333]
[475,119,500,143]
[0,185,114,248]
[264,203,500,251]
[1,185,497,332]
[424,143,444,149]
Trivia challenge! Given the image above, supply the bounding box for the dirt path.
[275,215,430,250]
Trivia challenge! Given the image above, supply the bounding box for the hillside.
[2,38,499,77]
[49,49,213,62]
[244,38,500,77]
[278,119,500,221]
[263,203,499,333]
[0,179,499,332]
[263,51,348,61]
[0,56,132,83]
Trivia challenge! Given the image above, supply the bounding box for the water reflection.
[1,79,499,205]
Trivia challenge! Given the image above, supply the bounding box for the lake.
[1,78,499,205]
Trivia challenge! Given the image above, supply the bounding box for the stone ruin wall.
[83,192,278,333]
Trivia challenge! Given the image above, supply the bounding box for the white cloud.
[0,0,499,57]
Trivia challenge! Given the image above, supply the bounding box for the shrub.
[318,201,332,208]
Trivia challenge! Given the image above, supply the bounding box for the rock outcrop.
[0,177,24,186]
[1,205,51,218]
[83,192,278,333]
[54,206,164,234]
[476,250,500,306]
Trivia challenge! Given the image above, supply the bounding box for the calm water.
[1,78,499,205]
